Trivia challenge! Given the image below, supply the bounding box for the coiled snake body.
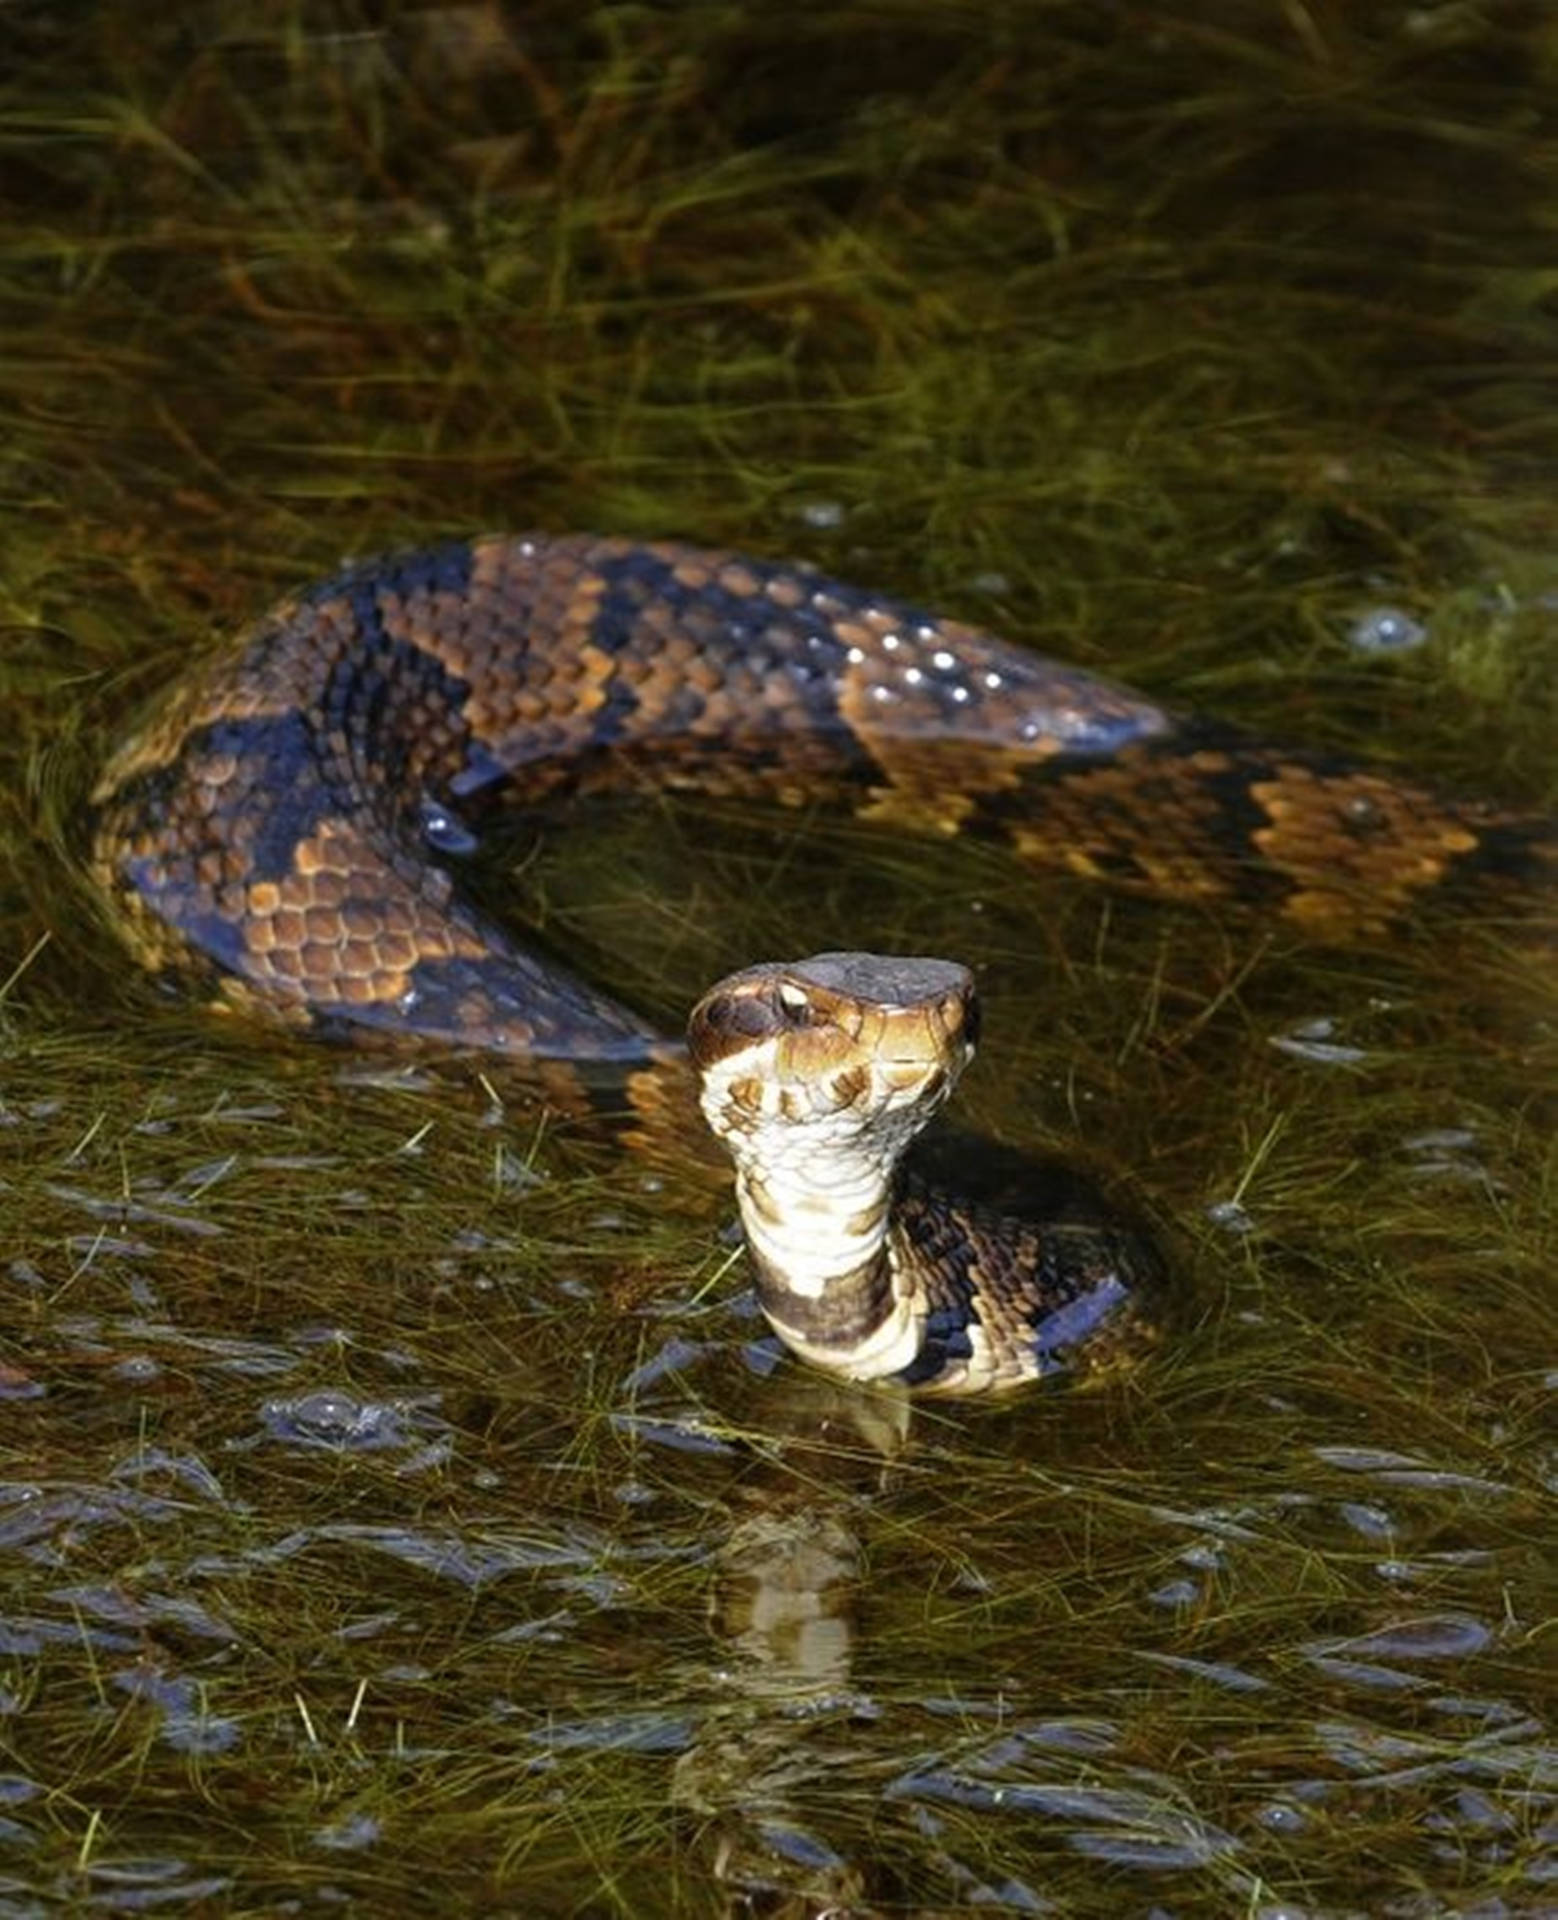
[90,535,1556,1392]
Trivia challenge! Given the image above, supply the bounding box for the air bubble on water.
[1348,606,1427,654]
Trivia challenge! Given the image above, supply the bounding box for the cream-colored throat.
[725,1127,925,1383]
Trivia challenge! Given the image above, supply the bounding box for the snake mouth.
[686,950,978,1130]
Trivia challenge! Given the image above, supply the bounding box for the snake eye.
[776,981,812,1022]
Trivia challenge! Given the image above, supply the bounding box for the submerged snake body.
[91,534,1556,1391]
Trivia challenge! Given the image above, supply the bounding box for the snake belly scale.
[89,533,1557,1391]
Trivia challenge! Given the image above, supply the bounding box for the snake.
[88,533,1557,1392]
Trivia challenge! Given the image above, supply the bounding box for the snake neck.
[728,1143,924,1384]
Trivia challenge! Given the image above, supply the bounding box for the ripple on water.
[885,1750,1240,1874]
[259,1388,446,1453]
[1310,1445,1514,1498]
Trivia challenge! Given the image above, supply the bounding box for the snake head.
[687,951,978,1158]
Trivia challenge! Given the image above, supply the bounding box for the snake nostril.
[688,990,765,1060]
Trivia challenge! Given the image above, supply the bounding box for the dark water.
[2,5,1556,1914]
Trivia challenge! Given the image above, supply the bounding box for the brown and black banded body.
[89,535,1555,1390]
[890,1172,1158,1388]
[91,532,1556,1065]
[767,1157,1163,1393]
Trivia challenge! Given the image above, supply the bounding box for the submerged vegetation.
[1,2,1556,1912]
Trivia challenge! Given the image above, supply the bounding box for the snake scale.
[89,534,1557,1392]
